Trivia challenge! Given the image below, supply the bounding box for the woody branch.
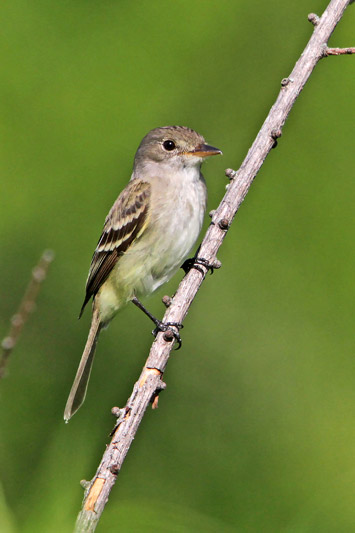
[74,1,354,531]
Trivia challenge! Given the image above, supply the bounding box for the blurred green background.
[0,1,354,532]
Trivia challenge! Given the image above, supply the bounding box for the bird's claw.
[152,321,184,349]
[181,256,216,275]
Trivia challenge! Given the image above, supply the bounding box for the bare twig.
[0,249,54,379]
[74,1,354,531]
[324,46,355,54]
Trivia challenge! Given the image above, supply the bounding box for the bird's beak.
[188,143,222,158]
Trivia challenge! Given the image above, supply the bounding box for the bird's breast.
[107,170,207,306]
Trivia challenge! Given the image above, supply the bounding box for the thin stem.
[0,249,54,379]
[324,46,355,54]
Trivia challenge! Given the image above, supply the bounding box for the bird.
[64,126,222,421]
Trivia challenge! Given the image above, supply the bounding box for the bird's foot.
[131,296,183,349]
[152,321,184,350]
[181,256,218,275]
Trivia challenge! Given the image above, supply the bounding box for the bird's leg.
[131,296,183,349]
[181,245,217,275]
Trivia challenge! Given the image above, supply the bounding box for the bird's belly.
[119,196,203,295]
[98,176,206,323]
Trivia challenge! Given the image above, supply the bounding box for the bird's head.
[133,125,222,174]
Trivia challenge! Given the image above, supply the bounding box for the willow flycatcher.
[64,126,221,421]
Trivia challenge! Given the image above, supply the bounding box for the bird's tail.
[64,307,102,422]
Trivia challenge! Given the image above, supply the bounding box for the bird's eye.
[163,140,176,151]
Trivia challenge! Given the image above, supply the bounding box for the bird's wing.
[80,179,151,316]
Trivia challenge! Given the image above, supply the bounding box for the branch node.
[151,395,160,409]
[218,218,230,230]
[321,43,329,57]
[211,259,222,270]
[110,406,131,435]
[162,295,172,308]
[271,128,282,149]
[158,379,167,391]
[32,266,46,282]
[163,330,175,343]
[308,13,320,26]
[80,480,91,490]
[111,406,126,419]
[109,464,119,476]
[225,168,237,180]
[150,378,167,409]
[1,337,15,350]
[271,128,282,139]
[281,77,293,87]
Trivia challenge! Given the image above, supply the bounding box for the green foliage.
[0,1,354,531]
